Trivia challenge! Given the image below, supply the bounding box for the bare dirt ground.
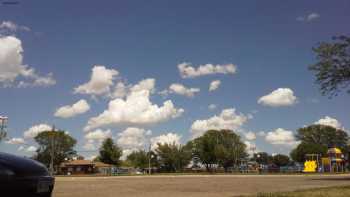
[53,174,350,197]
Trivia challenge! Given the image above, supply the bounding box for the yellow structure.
[322,147,345,172]
[303,160,317,172]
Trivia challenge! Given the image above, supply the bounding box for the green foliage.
[155,143,192,172]
[271,154,290,167]
[191,130,247,172]
[290,142,327,163]
[34,130,77,169]
[0,131,6,142]
[126,150,149,169]
[290,124,348,162]
[296,124,348,149]
[97,138,122,166]
[0,120,7,142]
[253,152,272,165]
[309,35,350,97]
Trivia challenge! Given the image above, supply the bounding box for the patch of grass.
[248,186,350,197]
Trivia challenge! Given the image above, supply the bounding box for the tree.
[290,142,327,163]
[253,152,272,165]
[296,125,348,149]
[214,130,247,171]
[155,143,192,172]
[0,116,8,142]
[126,150,149,169]
[191,130,247,172]
[97,138,122,166]
[309,35,350,97]
[272,154,290,167]
[34,130,77,170]
[290,124,348,163]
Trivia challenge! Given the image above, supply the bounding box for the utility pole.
[148,143,151,175]
[49,125,55,176]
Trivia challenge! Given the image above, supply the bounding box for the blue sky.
[0,0,349,158]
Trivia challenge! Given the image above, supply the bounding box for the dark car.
[0,152,54,197]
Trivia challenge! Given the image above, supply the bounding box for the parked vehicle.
[0,152,55,196]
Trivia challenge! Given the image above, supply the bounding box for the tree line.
[31,123,349,173]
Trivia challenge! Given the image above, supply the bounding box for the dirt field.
[53,174,350,197]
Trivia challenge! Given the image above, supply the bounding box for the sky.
[0,0,349,159]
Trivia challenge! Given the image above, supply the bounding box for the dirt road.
[53,174,350,197]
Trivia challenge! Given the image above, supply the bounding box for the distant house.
[94,161,114,175]
[60,160,114,175]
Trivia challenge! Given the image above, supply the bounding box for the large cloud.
[190,108,249,138]
[23,124,52,138]
[116,127,153,159]
[150,132,181,150]
[54,99,90,118]
[314,116,342,130]
[117,127,151,150]
[245,131,256,141]
[258,88,297,107]
[178,62,236,78]
[265,128,298,146]
[0,36,56,87]
[112,78,156,99]
[85,129,112,141]
[84,89,184,131]
[74,65,119,96]
[83,129,112,150]
[209,80,221,91]
[244,141,257,155]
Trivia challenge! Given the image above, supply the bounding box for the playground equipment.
[303,154,319,172]
[303,147,346,173]
[322,147,345,173]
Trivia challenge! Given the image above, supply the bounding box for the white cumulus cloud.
[23,124,52,139]
[265,128,298,146]
[112,78,156,99]
[74,65,119,97]
[83,129,112,150]
[208,104,217,110]
[150,132,181,150]
[18,145,37,152]
[297,12,320,22]
[245,132,256,141]
[84,89,184,131]
[178,62,237,78]
[244,141,257,155]
[117,127,151,150]
[0,36,56,87]
[54,99,90,118]
[190,108,249,138]
[163,83,200,97]
[85,129,112,141]
[314,116,342,130]
[0,21,30,33]
[6,137,25,145]
[258,88,297,107]
[209,80,221,91]
[25,146,37,152]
